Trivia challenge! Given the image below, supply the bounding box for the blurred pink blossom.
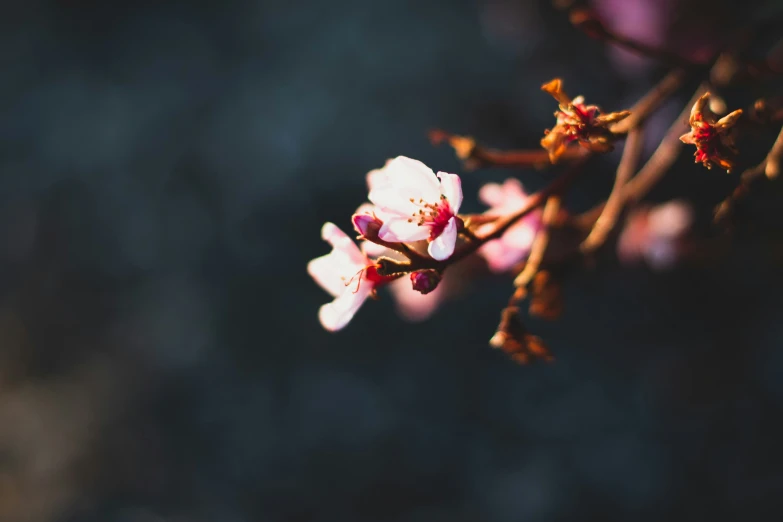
[617,200,693,270]
[477,178,541,273]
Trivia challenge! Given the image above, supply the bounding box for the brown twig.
[714,125,783,223]
[513,195,562,288]
[610,69,687,134]
[581,127,644,253]
[429,129,584,170]
[566,5,700,69]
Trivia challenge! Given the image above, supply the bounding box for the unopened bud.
[352,212,383,240]
[410,269,441,295]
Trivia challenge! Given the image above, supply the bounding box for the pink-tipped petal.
[437,172,463,212]
[427,218,458,260]
[318,284,373,332]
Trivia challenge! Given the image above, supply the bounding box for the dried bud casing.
[410,269,441,295]
[490,306,554,364]
[528,271,563,320]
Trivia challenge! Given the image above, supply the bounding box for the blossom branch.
[513,195,562,289]
[610,69,687,134]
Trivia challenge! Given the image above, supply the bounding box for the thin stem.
[566,5,700,69]
[513,195,562,288]
[429,129,584,170]
[611,69,687,134]
[581,127,644,253]
[715,125,783,222]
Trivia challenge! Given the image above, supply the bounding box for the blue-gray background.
[1,0,783,521]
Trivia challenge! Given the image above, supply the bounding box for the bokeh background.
[2,0,783,520]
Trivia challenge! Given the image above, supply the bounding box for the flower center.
[406,195,454,240]
[342,264,397,294]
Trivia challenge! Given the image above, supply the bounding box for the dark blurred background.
[2,0,783,521]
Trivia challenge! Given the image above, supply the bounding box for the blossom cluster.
[306,63,780,362]
[307,156,541,331]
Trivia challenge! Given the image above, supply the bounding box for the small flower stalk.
[679,92,743,172]
[540,78,630,163]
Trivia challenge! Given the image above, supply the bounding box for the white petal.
[437,172,463,213]
[385,156,440,191]
[318,283,373,332]
[307,254,347,297]
[379,217,431,242]
[368,186,420,216]
[368,157,441,213]
[360,240,388,258]
[427,218,458,260]
[308,222,368,297]
[321,222,367,267]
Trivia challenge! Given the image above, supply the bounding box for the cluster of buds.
[540,78,630,163]
[679,92,743,171]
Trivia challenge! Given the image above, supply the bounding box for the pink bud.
[410,269,441,295]
[352,212,382,239]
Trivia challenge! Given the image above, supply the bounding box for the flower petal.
[479,239,524,273]
[427,217,457,260]
[368,156,442,213]
[437,172,463,213]
[379,217,431,242]
[308,223,368,297]
[318,283,374,332]
[478,182,505,207]
[322,223,367,265]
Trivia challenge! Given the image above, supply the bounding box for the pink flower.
[367,156,463,261]
[476,178,541,273]
[617,200,693,270]
[307,222,395,331]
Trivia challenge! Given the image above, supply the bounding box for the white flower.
[367,156,463,261]
[307,222,391,331]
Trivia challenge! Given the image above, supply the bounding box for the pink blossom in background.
[592,0,674,75]
[477,178,541,273]
[617,200,693,270]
